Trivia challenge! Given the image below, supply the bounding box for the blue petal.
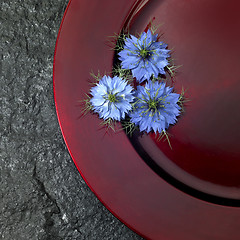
[90,96,106,107]
[139,31,147,43]
[165,93,180,105]
[145,29,153,46]
[110,104,121,121]
[121,55,140,70]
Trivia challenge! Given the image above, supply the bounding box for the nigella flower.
[90,76,134,121]
[129,80,180,133]
[118,29,170,83]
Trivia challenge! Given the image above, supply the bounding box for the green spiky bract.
[155,130,172,149]
[112,66,133,84]
[177,87,189,112]
[79,94,93,116]
[89,71,102,83]
[121,118,137,136]
[166,64,182,78]
[99,117,117,132]
[107,31,130,52]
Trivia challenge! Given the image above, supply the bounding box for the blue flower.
[118,29,170,83]
[129,80,180,133]
[90,76,134,121]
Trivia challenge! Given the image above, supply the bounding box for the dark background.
[0,1,143,239]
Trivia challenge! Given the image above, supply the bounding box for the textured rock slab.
[0,1,143,239]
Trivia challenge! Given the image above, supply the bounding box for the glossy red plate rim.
[53,1,240,239]
[53,0,147,238]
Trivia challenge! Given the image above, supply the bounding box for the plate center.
[125,0,240,204]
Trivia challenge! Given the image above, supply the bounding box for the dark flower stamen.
[140,49,151,59]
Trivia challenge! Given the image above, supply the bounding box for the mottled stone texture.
[0,1,143,239]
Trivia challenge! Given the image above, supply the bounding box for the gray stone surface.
[0,1,143,239]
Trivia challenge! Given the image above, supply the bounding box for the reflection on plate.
[125,0,240,205]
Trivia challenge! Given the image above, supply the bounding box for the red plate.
[54,0,240,239]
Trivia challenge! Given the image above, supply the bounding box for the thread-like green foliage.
[80,22,187,148]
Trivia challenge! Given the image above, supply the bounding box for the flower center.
[148,99,158,110]
[140,48,150,59]
[108,93,117,103]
